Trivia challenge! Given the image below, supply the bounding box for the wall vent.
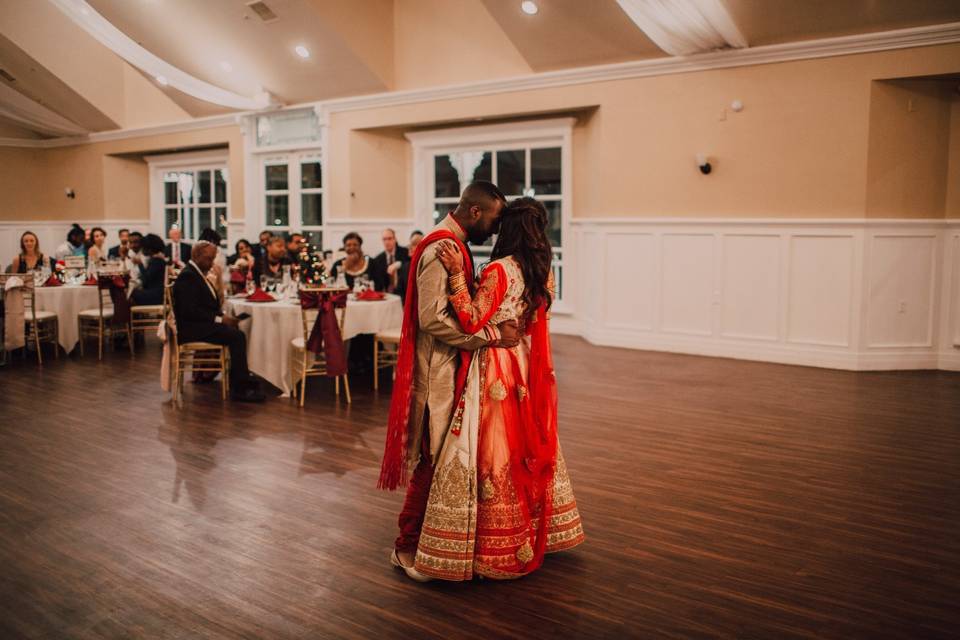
[246,1,278,23]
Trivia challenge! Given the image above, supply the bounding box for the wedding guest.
[172,242,264,403]
[86,227,109,264]
[55,224,86,260]
[9,231,55,273]
[108,229,130,259]
[164,226,191,267]
[253,230,273,259]
[199,228,226,296]
[130,234,166,306]
[394,230,424,301]
[370,228,409,293]
[252,236,291,288]
[330,232,372,290]
[124,232,145,287]
[227,239,254,266]
[286,232,305,262]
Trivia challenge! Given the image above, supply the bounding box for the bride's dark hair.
[489,196,553,325]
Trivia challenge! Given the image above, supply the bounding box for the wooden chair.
[291,288,350,407]
[78,279,132,361]
[127,266,173,354]
[373,328,401,390]
[0,273,58,364]
[167,284,230,403]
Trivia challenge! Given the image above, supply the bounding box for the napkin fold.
[356,290,385,301]
[246,287,275,302]
[43,275,62,287]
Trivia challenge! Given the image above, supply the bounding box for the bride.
[413,196,585,580]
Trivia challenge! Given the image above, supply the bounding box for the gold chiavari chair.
[1,273,58,364]
[373,328,401,390]
[167,283,230,404]
[291,287,350,407]
[127,266,172,354]
[78,273,132,361]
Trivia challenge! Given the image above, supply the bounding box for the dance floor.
[1,337,958,639]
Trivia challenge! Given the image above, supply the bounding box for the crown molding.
[3,21,959,149]
[570,217,960,227]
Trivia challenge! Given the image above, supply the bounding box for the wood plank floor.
[0,337,958,639]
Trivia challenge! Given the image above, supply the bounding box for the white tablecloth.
[34,284,104,352]
[224,293,403,394]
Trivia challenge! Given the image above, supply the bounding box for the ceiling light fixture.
[520,1,539,15]
[155,75,168,86]
[295,45,310,59]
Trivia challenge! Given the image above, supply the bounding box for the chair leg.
[97,322,104,361]
[78,319,85,357]
[220,350,227,400]
[299,365,308,408]
[342,375,352,404]
[53,320,59,359]
[373,340,379,390]
[33,326,43,366]
[128,322,135,358]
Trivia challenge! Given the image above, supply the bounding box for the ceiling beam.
[615,0,748,56]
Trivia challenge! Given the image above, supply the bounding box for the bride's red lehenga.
[414,256,585,580]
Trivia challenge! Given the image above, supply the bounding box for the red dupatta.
[377,229,474,490]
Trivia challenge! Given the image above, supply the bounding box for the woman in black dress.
[9,231,55,274]
[131,234,167,305]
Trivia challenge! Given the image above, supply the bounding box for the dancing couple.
[379,181,584,581]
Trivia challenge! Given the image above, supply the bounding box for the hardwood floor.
[1,337,958,639]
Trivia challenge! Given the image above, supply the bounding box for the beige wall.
[947,94,960,219]
[0,125,244,222]
[329,42,960,220]
[866,79,953,218]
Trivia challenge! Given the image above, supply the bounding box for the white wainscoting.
[565,218,960,371]
[0,219,151,267]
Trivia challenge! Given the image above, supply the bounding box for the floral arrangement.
[296,243,327,285]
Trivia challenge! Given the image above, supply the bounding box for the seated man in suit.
[370,228,410,293]
[164,226,192,268]
[107,228,130,259]
[172,241,265,403]
[394,230,423,302]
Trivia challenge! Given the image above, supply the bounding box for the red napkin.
[356,290,385,301]
[246,287,275,302]
[83,276,98,286]
[43,275,62,287]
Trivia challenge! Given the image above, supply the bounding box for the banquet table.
[224,293,403,395]
[34,284,104,352]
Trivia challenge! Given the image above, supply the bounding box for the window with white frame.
[262,152,324,248]
[410,119,572,306]
[148,151,229,246]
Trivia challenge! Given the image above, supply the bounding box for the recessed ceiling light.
[295,45,310,59]
[520,1,539,15]
[220,61,233,72]
[155,75,168,86]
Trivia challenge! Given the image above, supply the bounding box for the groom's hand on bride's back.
[493,320,520,348]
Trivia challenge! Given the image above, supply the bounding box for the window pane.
[265,164,288,191]
[531,147,561,195]
[197,206,212,233]
[496,150,525,196]
[302,193,323,226]
[304,230,323,249]
[301,161,322,189]
[473,152,492,183]
[434,155,459,198]
[165,208,179,235]
[198,170,211,203]
[266,195,289,226]
[543,200,562,247]
[433,202,455,225]
[215,206,227,244]
[215,169,227,202]
[164,175,179,205]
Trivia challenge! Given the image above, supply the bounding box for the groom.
[379,181,519,580]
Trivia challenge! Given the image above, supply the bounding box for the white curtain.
[616,0,748,56]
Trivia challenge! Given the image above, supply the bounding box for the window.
[162,169,229,243]
[412,120,571,306]
[148,151,230,246]
[262,152,324,248]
